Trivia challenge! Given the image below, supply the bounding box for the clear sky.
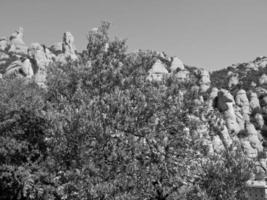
[1,0,267,70]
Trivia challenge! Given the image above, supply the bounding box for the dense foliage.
[0,22,255,200]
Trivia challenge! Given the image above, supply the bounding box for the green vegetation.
[0,22,254,200]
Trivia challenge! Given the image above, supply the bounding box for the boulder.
[0,52,10,68]
[246,62,258,70]
[28,43,51,86]
[0,37,8,51]
[235,89,250,120]
[235,109,245,131]
[175,69,189,82]
[249,91,260,111]
[246,123,263,152]
[259,74,267,85]
[220,125,233,147]
[9,27,25,45]
[241,139,258,158]
[198,69,211,92]
[170,57,184,72]
[251,81,257,87]
[5,60,24,76]
[228,73,239,88]
[56,32,78,64]
[216,90,240,134]
[256,87,267,96]
[212,135,225,153]
[147,59,169,81]
[8,27,28,55]
[50,42,63,55]
[21,58,34,77]
[5,57,33,78]
[260,95,267,107]
[259,60,267,68]
[208,87,218,110]
[254,113,264,130]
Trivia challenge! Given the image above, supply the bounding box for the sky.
[1,0,267,70]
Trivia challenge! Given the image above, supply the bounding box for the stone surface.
[4,57,33,78]
[235,89,250,120]
[28,43,51,86]
[8,27,28,55]
[246,123,263,152]
[241,139,258,158]
[254,113,264,130]
[147,59,169,81]
[175,69,189,82]
[199,69,211,93]
[249,91,260,111]
[50,42,62,55]
[259,74,267,85]
[228,73,239,88]
[216,90,240,134]
[0,38,8,51]
[170,57,184,72]
[56,32,78,64]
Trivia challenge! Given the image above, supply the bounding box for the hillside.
[0,23,265,200]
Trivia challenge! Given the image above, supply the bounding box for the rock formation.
[170,57,184,72]
[0,28,80,87]
[5,57,33,78]
[56,32,78,64]
[249,91,260,111]
[259,74,267,85]
[147,59,168,81]
[8,27,28,55]
[28,43,52,87]
[1,27,267,161]
[198,69,211,93]
[228,73,239,88]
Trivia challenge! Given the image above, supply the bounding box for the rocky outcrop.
[170,57,184,72]
[0,37,8,51]
[28,43,53,87]
[228,72,239,88]
[0,28,80,87]
[55,32,78,64]
[49,42,62,55]
[1,27,267,160]
[235,89,250,121]
[259,74,267,85]
[249,91,260,111]
[8,27,28,55]
[198,69,211,93]
[5,57,33,78]
[147,59,168,81]
[175,69,190,82]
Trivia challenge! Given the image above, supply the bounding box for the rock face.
[175,69,190,82]
[9,27,28,55]
[0,28,81,87]
[170,57,184,72]
[235,89,250,120]
[249,91,260,111]
[199,69,211,93]
[50,42,62,55]
[56,32,78,64]
[0,37,8,51]
[5,58,33,77]
[228,73,239,88]
[259,74,267,85]
[147,59,168,81]
[28,43,52,86]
